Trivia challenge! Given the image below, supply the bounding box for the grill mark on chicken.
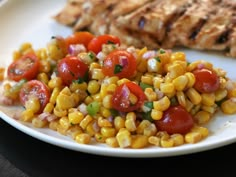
[188,18,207,41]
[216,29,232,44]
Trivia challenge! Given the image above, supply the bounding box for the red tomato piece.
[87,34,120,54]
[19,80,50,114]
[155,105,194,134]
[193,68,220,93]
[112,82,146,112]
[65,31,94,49]
[57,56,89,85]
[7,53,40,82]
[102,50,137,79]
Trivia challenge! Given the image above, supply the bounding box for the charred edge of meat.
[165,2,194,33]
[215,29,232,44]
[188,18,207,41]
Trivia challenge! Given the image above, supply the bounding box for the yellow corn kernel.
[0,68,5,81]
[21,109,34,122]
[12,50,21,60]
[215,89,227,101]
[191,126,209,138]
[153,96,170,111]
[69,82,87,92]
[25,97,40,114]
[59,116,70,130]
[160,82,175,94]
[75,133,91,144]
[91,68,105,80]
[91,93,102,102]
[84,96,93,105]
[49,120,59,131]
[131,135,149,149]
[36,48,48,60]
[56,88,79,110]
[144,88,157,101]
[185,72,196,88]
[151,109,163,120]
[56,124,68,135]
[106,84,117,94]
[98,117,112,127]
[43,102,54,113]
[68,111,84,125]
[185,98,194,112]
[143,123,157,137]
[170,134,184,146]
[172,75,188,91]
[136,120,151,134]
[201,104,217,114]
[32,118,47,128]
[160,135,174,148]
[176,91,186,107]
[80,115,93,129]
[114,116,125,130]
[89,62,101,70]
[201,93,215,106]
[186,88,202,105]
[228,88,236,98]
[153,77,163,89]
[125,118,137,132]
[116,128,132,148]
[100,107,111,118]
[141,75,153,85]
[101,127,116,138]
[158,51,171,65]
[50,87,60,104]
[138,58,148,73]
[117,78,130,86]
[95,133,106,143]
[105,137,119,148]
[148,136,160,146]
[185,132,202,144]
[39,60,51,73]
[103,76,119,84]
[102,94,113,109]
[221,98,236,114]
[167,63,185,79]
[129,93,138,105]
[53,106,67,117]
[19,42,32,52]
[187,60,213,71]
[171,52,186,62]
[87,80,100,94]
[48,77,63,89]
[37,72,49,84]
[67,125,83,139]
[86,120,99,136]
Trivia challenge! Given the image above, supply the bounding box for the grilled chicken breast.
[54,0,236,57]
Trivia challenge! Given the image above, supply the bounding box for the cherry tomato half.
[87,34,121,54]
[19,80,51,114]
[155,105,194,134]
[102,50,137,79]
[112,82,146,112]
[7,53,39,82]
[65,31,94,49]
[193,68,220,93]
[57,56,89,85]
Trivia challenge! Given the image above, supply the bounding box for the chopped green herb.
[139,82,153,90]
[74,77,84,84]
[144,102,154,109]
[88,52,95,60]
[155,56,161,62]
[110,109,119,117]
[141,111,153,122]
[107,40,115,44]
[170,96,178,106]
[87,101,100,116]
[159,49,166,54]
[114,64,123,74]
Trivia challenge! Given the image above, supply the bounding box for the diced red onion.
[38,112,58,122]
[142,51,157,60]
[68,44,86,56]
[96,51,106,61]
[119,56,128,67]
[78,103,87,115]
[197,63,205,69]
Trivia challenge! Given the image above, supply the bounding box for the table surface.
[0,118,236,177]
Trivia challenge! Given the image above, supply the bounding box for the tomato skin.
[65,31,94,49]
[102,50,137,79]
[155,105,194,134]
[87,34,120,54]
[57,56,89,85]
[193,68,220,93]
[112,82,146,112]
[7,53,39,82]
[19,80,50,114]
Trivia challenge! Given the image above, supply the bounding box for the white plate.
[1,0,236,158]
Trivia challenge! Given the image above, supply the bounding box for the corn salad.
[1,32,236,149]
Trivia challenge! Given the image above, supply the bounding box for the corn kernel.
[151,109,163,120]
[75,133,91,144]
[68,111,84,125]
[130,135,149,149]
[116,128,132,148]
[153,96,170,111]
